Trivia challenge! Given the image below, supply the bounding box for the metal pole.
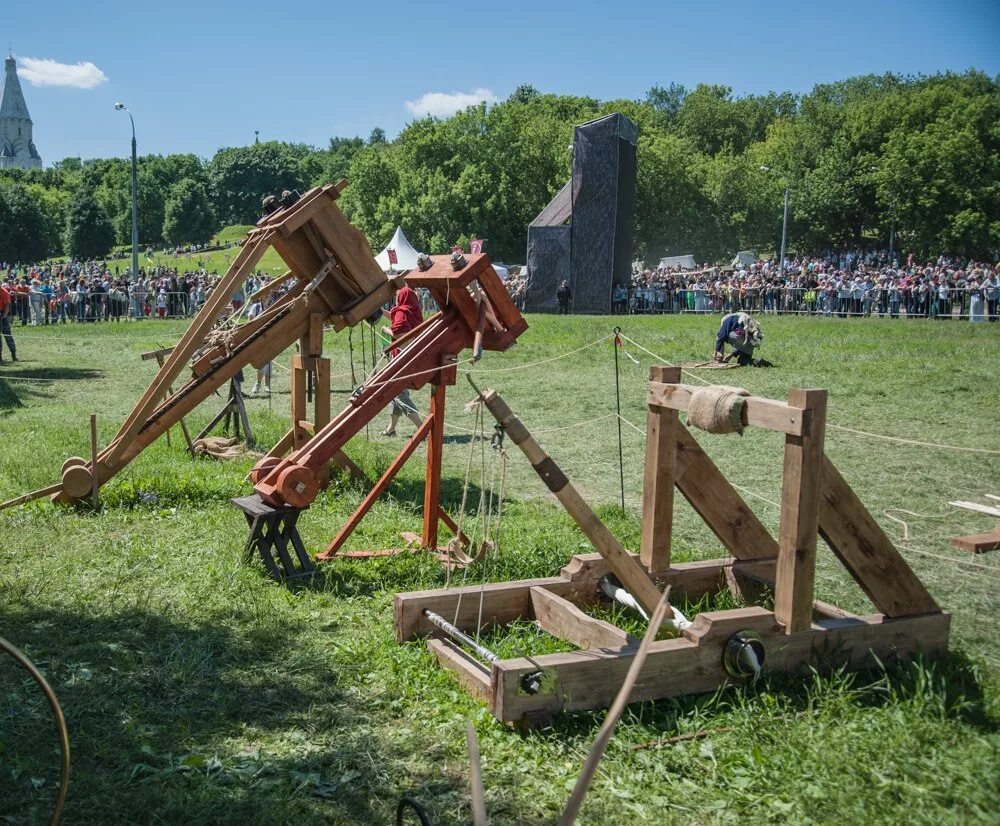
[130,115,138,284]
[778,186,789,277]
[612,327,625,514]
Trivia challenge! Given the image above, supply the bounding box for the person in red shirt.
[0,280,17,362]
[380,285,424,436]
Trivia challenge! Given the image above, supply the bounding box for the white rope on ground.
[618,330,1000,457]
[827,424,1000,456]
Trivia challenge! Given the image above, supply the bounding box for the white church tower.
[0,55,42,170]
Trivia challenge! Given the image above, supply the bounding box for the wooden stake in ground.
[559,588,672,825]
[90,414,99,509]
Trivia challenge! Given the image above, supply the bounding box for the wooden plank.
[307,203,387,293]
[140,346,175,361]
[426,639,491,703]
[674,424,778,560]
[290,356,308,450]
[491,608,949,722]
[480,389,664,617]
[818,456,939,616]
[774,389,827,633]
[308,313,325,357]
[640,366,680,571]
[530,587,633,650]
[319,416,433,559]
[949,501,1000,518]
[950,529,1000,554]
[647,381,807,436]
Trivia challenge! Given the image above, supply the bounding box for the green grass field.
[1,314,998,824]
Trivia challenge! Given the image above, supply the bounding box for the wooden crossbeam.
[647,381,808,436]
[530,587,632,650]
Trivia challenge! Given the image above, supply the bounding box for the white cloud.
[405,87,497,118]
[18,57,108,89]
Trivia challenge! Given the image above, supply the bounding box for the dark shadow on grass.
[0,605,460,824]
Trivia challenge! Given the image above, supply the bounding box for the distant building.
[0,55,42,170]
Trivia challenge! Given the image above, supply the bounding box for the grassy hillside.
[0,314,998,823]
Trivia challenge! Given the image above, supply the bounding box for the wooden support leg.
[641,366,680,572]
[774,389,827,633]
[291,355,308,449]
[318,416,434,560]
[422,382,446,549]
[314,357,331,487]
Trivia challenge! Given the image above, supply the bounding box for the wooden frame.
[394,373,948,724]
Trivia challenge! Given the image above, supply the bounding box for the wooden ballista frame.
[0,182,399,510]
[1,183,526,561]
[237,252,527,576]
[394,366,949,725]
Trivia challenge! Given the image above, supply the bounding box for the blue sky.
[5,0,999,164]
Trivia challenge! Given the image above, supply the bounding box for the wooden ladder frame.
[394,367,948,725]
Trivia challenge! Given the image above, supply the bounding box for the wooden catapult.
[1,185,528,581]
[394,367,949,725]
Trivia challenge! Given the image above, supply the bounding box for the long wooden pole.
[90,414,99,509]
[477,387,664,617]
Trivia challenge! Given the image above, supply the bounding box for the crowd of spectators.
[617,248,999,321]
[0,260,274,326]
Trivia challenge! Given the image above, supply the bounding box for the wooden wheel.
[249,456,280,485]
[61,463,92,500]
[274,464,319,509]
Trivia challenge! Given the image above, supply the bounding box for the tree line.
[0,70,996,267]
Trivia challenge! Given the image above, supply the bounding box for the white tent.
[658,254,697,270]
[731,250,759,268]
[375,226,423,271]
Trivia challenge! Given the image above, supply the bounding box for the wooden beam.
[673,424,778,560]
[640,366,680,571]
[479,388,664,617]
[648,381,808,436]
[530,587,633,650]
[291,356,308,450]
[818,456,939,616]
[422,383,446,549]
[775,388,827,633]
[426,639,491,703]
[318,415,434,560]
[950,529,1000,554]
[491,608,949,722]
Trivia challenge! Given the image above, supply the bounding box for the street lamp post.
[760,165,789,275]
[115,103,139,284]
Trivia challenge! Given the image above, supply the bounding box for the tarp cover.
[658,254,697,270]
[375,226,423,271]
[732,250,759,267]
[524,225,570,312]
[569,113,638,314]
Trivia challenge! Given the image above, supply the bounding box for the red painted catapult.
[2,182,527,578]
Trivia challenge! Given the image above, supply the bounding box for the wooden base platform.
[395,553,948,724]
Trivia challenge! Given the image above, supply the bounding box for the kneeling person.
[714,312,763,366]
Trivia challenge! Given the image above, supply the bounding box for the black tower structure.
[525,113,638,314]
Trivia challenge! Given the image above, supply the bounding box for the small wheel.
[275,464,319,508]
[249,456,280,485]
[61,464,92,500]
[61,457,87,473]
